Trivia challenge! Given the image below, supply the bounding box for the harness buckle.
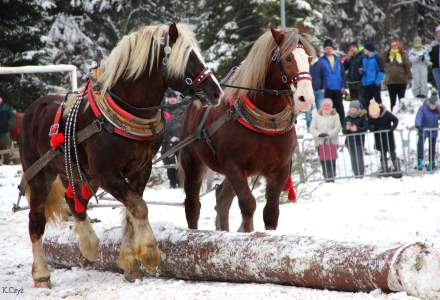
[185,77,193,86]
[49,124,59,137]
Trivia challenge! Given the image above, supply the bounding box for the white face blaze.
[290,47,314,113]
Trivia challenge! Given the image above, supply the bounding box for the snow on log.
[43,223,440,299]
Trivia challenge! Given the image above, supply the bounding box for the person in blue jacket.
[319,39,347,126]
[360,42,385,110]
[415,92,440,171]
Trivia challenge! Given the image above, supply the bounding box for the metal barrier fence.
[299,128,439,182]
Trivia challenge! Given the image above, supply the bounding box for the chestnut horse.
[20,23,222,287]
[180,28,315,232]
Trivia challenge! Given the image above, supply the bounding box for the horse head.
[164,23,223,106]
[269,27,315,113]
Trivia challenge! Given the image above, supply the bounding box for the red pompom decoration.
[66,183,74,199]
[74,196,86,213]
[80,183,90,200]
[50,133,65,150]
[283,175,297,202]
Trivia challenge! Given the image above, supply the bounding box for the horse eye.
[285,55,292,62]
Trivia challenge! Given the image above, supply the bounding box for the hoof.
[135,244,163,274]
[79,254,95,269]
[34,278,51,289]
[123,267,144,283]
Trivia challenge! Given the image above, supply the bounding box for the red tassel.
[66,183,74,199]
[74,196,86,213]
[50,133,64,150]
[283,176,297,202]
[81,183,90,200]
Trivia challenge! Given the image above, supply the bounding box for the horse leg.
[264,165,290,230]
[215,179,235,231]
[118,168,151,281]
[99,172,162,276]
[27,172,57,288]
[73,209,99,267]
[224,163,256,232]
[180,149,206,229]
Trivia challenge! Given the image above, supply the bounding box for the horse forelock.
[99,23,201,94]
[223,28,315,103]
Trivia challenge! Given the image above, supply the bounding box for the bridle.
[271,43,312,89]
[106,39,216,115]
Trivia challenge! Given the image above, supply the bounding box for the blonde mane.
[99,23,201,95]
[224,28,315,100]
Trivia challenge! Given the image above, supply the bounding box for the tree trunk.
[43,223,440,298]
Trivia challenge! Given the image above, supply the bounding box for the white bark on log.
[43,223,440,299]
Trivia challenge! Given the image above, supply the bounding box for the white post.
[0,64,79,91]
[280,0,286,28]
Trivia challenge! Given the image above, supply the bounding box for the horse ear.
[169,23,179,45]
[270,27,284,46]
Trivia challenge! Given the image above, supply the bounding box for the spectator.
[409,36,430,98]
[429,25,440,93]
[305,57,326,131]
[0,96,15,165]
[310,98,342,182]
[384,39,411,112]
[161,92,187,188]
[415,92,440,171]
[343,101,368,178]
[361,42,385,108]
[344,42,364,104]
[368,100,401,178]
[318,39,347,126]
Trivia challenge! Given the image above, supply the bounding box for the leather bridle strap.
[185,67,213,87]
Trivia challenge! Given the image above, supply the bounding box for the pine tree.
[0,0,46,111]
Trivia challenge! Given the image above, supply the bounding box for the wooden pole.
[43,223,440,299]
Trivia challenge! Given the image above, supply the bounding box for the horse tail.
[25,176,70,224]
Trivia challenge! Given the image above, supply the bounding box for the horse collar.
[87,81,164,140]
[230,95,296,135]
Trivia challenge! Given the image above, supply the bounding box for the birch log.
[43,223,440,299]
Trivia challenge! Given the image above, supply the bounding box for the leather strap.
[18,120,103,195]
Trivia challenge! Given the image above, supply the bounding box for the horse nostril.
[299,96,305,102]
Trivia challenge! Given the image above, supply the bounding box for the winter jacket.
[409,47,430,67]
[429,41,440,69]
[361,53,385,87]
[384,50,411,85]
[162,103,188,151]
[319,55,346,91]
[368,105,398,152]
[415,101,440,138]
[0,103,15,135]
[343,111,368,148]
[343,51,364,83]
[310,109,341,146]
[310,60,325,91]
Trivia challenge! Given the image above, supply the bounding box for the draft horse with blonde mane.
[20,23,222,287]
[180,28,315,232]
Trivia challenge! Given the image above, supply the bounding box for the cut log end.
[388,243,440,299]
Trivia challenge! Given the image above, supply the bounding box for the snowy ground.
[0,90,439,300]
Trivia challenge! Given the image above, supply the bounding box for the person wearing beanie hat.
[343,42,364,103]
[368,101,401,177]
[360,41,385,109]
[415,91,440,171]
[310,98,341,182]
[317,38,347,126]
[343,100,368,177]
[384,38,411,112]
[429,26,440,93]
[409,36,430,98]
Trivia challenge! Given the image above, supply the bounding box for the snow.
[0,91,439,299]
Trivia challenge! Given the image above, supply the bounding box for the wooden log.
[43,223,440,299]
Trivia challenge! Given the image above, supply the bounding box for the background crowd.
[307,25,440,181]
